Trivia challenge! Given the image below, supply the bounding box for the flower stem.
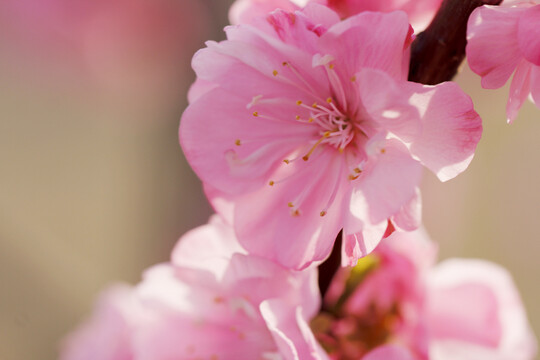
[408,0,503,85]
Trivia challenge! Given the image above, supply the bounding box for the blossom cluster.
[61,0,538,359]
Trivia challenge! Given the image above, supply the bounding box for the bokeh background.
[0,1,538,359]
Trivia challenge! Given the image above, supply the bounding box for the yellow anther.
[234,139,241,146]
[349,174,360,181]
[292,209,301,217]
[329,63,335,69]
[282,61,288,66]
[320,210,327,217]
[283,159,290,164]
[312,102,318,108]
[308,117,314,123]
[288,202,294,208]
[296,100,302,105]
[253,111,259,117]
[272,70,278,76]
[380,148,386,154]
[326,97,332,103]
[268,180,275,186]
[295,115,300,120]
[350,75,357,82]
[323,131,331,137]
[339,147,344,153]
[354,167,362,174]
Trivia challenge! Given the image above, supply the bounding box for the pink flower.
[60,215,326,360]
[312,230,537,360]
[467,1,540,122]
[180,4,482,269]
[229,0,442,31]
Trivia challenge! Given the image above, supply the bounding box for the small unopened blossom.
[312,230,538,360]
[467,1,540,122]
[60,216,326,360]
[181,4,482,269]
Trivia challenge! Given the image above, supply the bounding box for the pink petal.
[428,282,501,347]
[60,286,138,360]
[171,215,245,279]
[318,11,412,81]
[261,300,329,360]
[357,68,422,142]
[363,345,415,360]
[405,81,482,182]
[391,188,422,231]
[232,150,348,269]
[467,6,525,89]
[530,65,540,107]
[353,139,423,225]
[517,5,540,66]
[506,60,532,123]
[427,259,538,360]
[187,78,217,104]
[180,88,313,194]
[229,0,299,25]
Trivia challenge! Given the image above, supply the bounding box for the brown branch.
[319,0,502,300]
[408,0,503,85]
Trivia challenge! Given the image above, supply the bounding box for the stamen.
[303,131,330,161]
[268,180,275,186]
[295,115,301,120]
[326,97,332,103]
[235,139,241,146]
[320,161,344,216]
[253,111,259,117]
[272,70,278,76]
[296,100,302,105]
[288,202,294,208]
[350,75,357,82]
[283,159,290,164]
[348,174,359,180]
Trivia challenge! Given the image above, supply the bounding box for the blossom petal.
[319,11,412,81]
[229,0,299,25]
[517,5,540,66]
[180,88,313,194]
[530,65,540,107]
[233,150,348,269]
[405,81,482,182]
[467,6,525,89]
[354,140,423,225]
[363,345,415,360]
[428,259,538,360]
[261,301,329,360]
[357,68,422,142]
[506,61,532,123]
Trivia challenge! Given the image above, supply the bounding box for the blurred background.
[0,1,538,359]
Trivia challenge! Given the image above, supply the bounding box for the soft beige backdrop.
[0,1,538,359]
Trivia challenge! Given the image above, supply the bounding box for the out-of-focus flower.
[229,0,442,31]
[60,216,326,360]
[467,1,540,122]
[312,230,537,360]
[180,4,482,270]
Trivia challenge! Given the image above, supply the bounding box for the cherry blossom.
[312,229,537,360]
[467,1,540,122]
[60,216,326,360]
[180,4,482,269]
